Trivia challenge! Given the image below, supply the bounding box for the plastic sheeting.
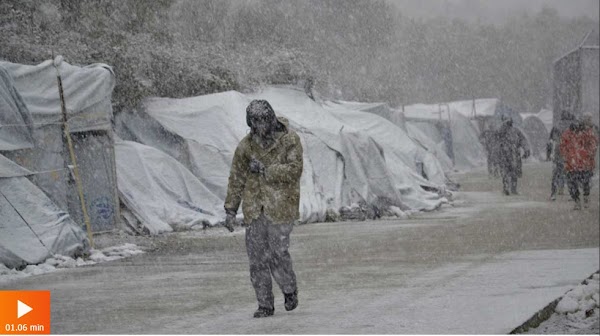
[0,59,115,133]
[323,101,447,187]
[335,100,406,130]
[0,59,118,232]
[0,153,32,178]
[0,66,34,151]
[250,87,445,210]
[0,174,89,269]
[404,107,486,171]
[115,86,446,232]
[405,123,454,173]
[115,141,224,235]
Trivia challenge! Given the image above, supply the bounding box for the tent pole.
[53,60,95,248]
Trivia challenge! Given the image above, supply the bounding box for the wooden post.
[54,60,95,248]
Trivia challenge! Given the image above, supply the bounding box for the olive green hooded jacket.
[224,117,303,224]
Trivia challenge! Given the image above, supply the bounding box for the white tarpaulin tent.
[405,123,454,173]
[432,98,522,122]
[0,172,89,269]
[0,58,119,233]
[115,140,224,235]
[249,87,446,210]
[0,67,34,151]
[0,67,89,268]
[335,100,406,131]
[116,86,446,233]
[404,104,487,170]
[322,101,447,187]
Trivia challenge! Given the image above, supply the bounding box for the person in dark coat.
[224,99,303,318]
[496,117,530,195]
[480,126,500,178]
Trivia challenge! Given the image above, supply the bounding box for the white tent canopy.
[522,109,553,133]
[405,123,454,173]
[334,100,406,130]
[0,65,89,268]
[0,59,115,133]
[403,104,486,171]
[0,66,34,151]
[0,58,119,233]
[115,140,225,235]
[249,87,446,209]
[322,101,447,187]
[116,86,447,233]
[0,174,89,269]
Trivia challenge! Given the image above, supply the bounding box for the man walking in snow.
[496,117,530,195]
[223,99,303,318]
[560,116,598,210]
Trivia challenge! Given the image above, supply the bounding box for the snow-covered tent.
[0,163,89,269]
[520,114,550,160]
[404,123,454,173]
[254,87,447,207]
[434,98,523,132]
[403,104,486,170]
[115,140,224,235]
[334,100,453,173]
[334,101,406,130]
[535,109,553,132]
[116,86,446,232]
[0,59,119,233]
[322,101,447,186]
[0,67,89,268]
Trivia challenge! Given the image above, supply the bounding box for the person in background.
[480,126,500,178]
[560,116,599,210]
[547,111,574,201]
[223,99,303,318]
[582,112,599,136]
[496,117,530,195]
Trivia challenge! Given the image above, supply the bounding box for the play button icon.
[17,300,33,319]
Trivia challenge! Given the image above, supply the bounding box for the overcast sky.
[388,0,599,23]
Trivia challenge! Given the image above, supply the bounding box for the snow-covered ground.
[0,244,144,284]
[525,273,599,334]
[1,162,598,334]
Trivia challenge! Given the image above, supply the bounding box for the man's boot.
[573,200,582,210]
[253,307,274,318]
[284,290,298,311]
[583,196,589,208]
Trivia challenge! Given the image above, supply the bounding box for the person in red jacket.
[559,118,599,209]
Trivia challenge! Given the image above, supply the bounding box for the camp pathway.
[2,161,598,334]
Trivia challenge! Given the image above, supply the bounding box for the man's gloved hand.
[224,209,236,232]
[249,158,265,174]
[523,149,531,159]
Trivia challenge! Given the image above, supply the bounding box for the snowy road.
[2,162,599,334]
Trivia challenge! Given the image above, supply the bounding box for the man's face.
[249,113,275,138]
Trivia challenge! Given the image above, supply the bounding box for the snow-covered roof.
[404,98,500,120]
[115,86,449,233]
